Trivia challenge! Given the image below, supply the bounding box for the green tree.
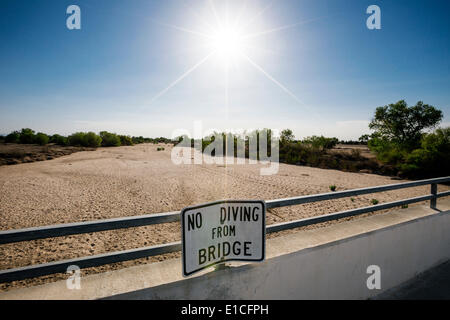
[401,127,450,177]
[84,132,102,147]
[369,100,443,150]
[358,134,370,144]
[34,132,49,145]
[68,132,86,146]
[68,132,102,147]
[50,134,68,146]
[303,135,338,150]
[280,129,294,144]
[19,128,35,144]
[99,131,121,147]
[119,135,134,146]
[5,131,20,143]
[132,136,145,144]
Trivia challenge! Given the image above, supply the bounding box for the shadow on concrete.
[374,260,450,300]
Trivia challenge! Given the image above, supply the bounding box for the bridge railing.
[1,176,449,283]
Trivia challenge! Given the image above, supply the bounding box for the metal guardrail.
[0,176,449,283]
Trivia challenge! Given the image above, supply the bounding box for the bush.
[67,132,102,148]
[302,136,338,150]
[157,147,165,151]
[329,185,337,192]
[100,131,121,147]
[132,136,145,144]
[369,127,450,178]
[371,199,379,205]
[34,132,49,146]
[119,135,133,146]
[368,135,404,164]
[350,149,362,159]
[68,132,86,147]
[50,134,68,146]
[5,131,20,143]
[84,132,102,148]
[400,127,450,177]
[19,128,35,144]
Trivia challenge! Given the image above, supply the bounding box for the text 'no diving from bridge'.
[181,200,266,276]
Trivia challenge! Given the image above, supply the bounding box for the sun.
[210,26,244,63]
[148,0,313,112]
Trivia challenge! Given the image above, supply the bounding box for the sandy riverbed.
[0,143,448,290]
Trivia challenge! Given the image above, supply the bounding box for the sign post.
[181,200,266,277]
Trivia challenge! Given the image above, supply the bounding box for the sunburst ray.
[241,52,311,111]
[242,17,325,40]
[147,51,215,106]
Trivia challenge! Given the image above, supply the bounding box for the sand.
[0,143,448,290]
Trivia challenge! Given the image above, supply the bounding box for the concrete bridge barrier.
[2,198,449,300]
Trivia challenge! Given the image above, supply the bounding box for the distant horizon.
[1,0,449,140]
[1,116,450,142]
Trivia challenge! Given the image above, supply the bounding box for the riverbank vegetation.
[1,100,447,178]
[1,129,174,148]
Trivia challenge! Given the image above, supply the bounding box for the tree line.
[1,100,448,178]
[177,100,448,179]
[278,100,448,178]
[0,129,174,148]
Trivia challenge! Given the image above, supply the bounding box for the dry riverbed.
[0,143,448,291]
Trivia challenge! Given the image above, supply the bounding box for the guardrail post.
[430,183,437,210]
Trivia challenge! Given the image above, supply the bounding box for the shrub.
[132,136,145,144]
[34,132,49,145]
[68,132,87,147]
[100,131,121,147]
[303,136,338,150]
[329,185,337,192]
[350,149,362,159]
[119,135,133,146]
[50,134,68,146]
[19,128,35,144]
[68,132,102,147]
[371,199,379,205]
[368,135,404,164]
[5,131,20,143]
[157,147,165,151]
[84,132,102,148]
[401,127,450,177]
[369,127,450,178]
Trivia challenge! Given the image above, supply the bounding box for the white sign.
[181,200,266,276]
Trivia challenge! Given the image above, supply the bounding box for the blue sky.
[1,0,449,139]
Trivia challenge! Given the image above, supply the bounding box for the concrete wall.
[109,209,450,300]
